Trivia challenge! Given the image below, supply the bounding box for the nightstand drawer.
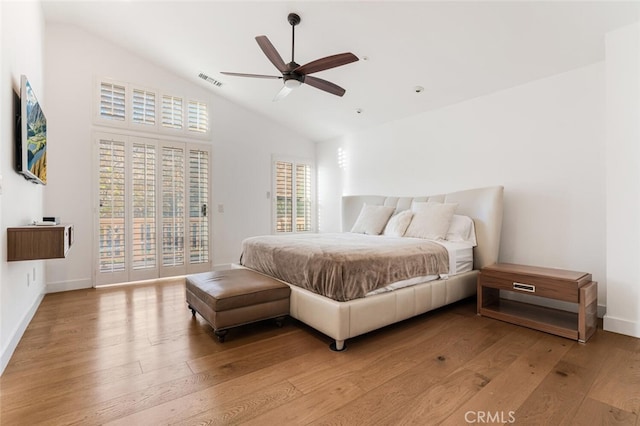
[479,263,591,303]
[478,275,579,302]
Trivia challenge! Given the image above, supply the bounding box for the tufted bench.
[186,269,291,342]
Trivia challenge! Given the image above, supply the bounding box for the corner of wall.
[0,291,44,374]
[604,21,640,340]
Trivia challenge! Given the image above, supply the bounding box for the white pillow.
[446,215,477,246]
[383,210,413,237]
[351,204,396,235]
[404,202,458,240]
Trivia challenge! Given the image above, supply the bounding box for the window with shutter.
[296,163,312,232]
[161,145,185,267]
[188,101,208,133]
[96,133,211,285]
[162,95,184,130]
[273,158,313,233]
[131,142,156,270]
[99,139,126,274]
[96,78,210,138]
[132,89,156,126]
[275,161,293,232]
[95,77,212,285]
[100,82,126,121]
[189,148,209,264]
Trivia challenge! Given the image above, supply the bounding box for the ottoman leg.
[214,329,228,343]
[275,316,286,328]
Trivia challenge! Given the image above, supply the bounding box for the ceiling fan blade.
[304,76,346,97]
[273,85,294,102]
[221,72,282,79]
[294,53,359,75]
[255,35,288,73]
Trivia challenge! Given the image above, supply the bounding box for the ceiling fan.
[221,13,359,101]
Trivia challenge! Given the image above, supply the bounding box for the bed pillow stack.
[350,202,477,244]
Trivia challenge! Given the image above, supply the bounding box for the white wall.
[0,1,47,374]
[318,63,607,305]
[43,23,315,292]
[604,22,640,338]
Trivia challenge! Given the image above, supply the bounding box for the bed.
[240,186,504,350]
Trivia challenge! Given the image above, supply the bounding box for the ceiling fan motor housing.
[283,62,304,83]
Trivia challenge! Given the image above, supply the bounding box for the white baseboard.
[1,292,44,376]
[46,278,93,293]
[603,314,640,338]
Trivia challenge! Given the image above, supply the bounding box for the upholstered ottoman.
[186,269,290,342]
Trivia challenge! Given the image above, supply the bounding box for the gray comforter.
[240,233,449,302]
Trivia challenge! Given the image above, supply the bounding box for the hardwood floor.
[1,279,639,425]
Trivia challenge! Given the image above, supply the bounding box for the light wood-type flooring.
[1,278,639,425]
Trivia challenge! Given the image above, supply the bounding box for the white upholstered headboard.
[342,186,504,270]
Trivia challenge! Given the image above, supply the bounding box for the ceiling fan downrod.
[288,13,301,64]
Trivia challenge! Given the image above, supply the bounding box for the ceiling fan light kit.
[221,13,358,101]
[284,79,302,89]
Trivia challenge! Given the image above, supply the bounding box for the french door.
[95,132,211,286]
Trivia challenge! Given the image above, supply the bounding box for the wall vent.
[198,73,223,87]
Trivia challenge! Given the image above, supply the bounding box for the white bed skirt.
[288,270,477,350]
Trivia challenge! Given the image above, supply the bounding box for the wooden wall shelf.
[7,224,74,261]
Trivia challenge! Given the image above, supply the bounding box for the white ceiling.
[42,1,640,142]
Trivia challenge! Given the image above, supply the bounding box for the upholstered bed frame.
[284,186,504,351]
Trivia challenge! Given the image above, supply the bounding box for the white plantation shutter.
[100,82,126,121]
[275,161,293,232]
[132,89,156,126]
[131,142,156,271]
[274,159,313,233]
[188,101,208,133]
[162,145,185,267]
[296,163,312,232]
[96,79,209,138]
[96,133,211,285]
[99,139,126,275]
[162,95,183,129]
[189,149,209,264]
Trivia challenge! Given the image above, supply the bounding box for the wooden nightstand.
[477,263,597,342]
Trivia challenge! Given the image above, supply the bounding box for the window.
[132,89,156,126]
[95,78,210,138]
[94,78,212,285]
[161,95,183,130]
[131,141,156,270]
[189,149,209,263]
[99,82,126,122]
[96,133,211,285]
[273,158,314,233]
[161,145,185,267]
[188,100,209,133]
[98,139,126,276]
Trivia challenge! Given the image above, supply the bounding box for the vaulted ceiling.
[42,1,640,142]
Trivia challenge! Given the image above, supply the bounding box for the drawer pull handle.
[513,282,535,292]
